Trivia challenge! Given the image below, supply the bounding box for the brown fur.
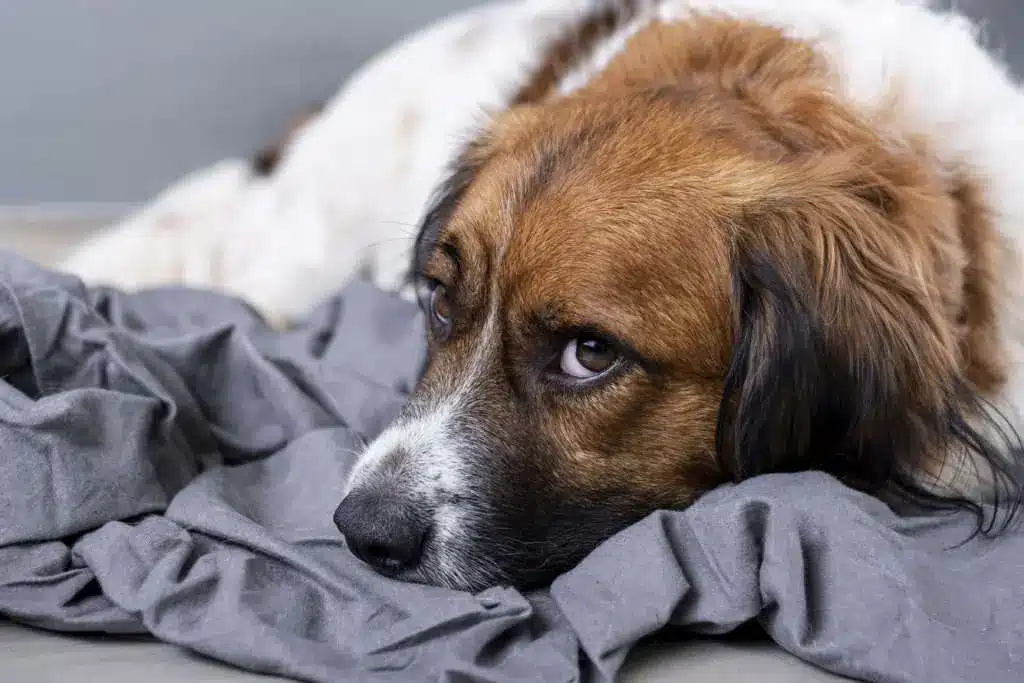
[394,15,1017,588]
[429,16,999,488]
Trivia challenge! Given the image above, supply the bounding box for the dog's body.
[64,0,1024,591]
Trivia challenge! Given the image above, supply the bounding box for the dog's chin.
[382,562,508,594]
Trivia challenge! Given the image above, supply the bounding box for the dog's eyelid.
[533,319,652,370]
[571,325,645,363]
[540,355,637,394]
[415,271,451,291]
[524,305,656,370]
[415,252,458,290]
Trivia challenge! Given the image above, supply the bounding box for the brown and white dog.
[332,0,1024,592]
[61,0,1024,592]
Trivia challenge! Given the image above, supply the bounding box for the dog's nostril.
[333,488,429,573]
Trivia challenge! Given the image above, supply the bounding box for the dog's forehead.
[445,96,756,266]
[506,190,733,364]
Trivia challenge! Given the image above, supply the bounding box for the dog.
[62,0,1024,592]
[332,0,1024,592]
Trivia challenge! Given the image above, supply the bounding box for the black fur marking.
[715,248,1024,534]
[943,394,1024,536]
[511,0,642,106]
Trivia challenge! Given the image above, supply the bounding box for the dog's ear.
[713,156,1023,524]
[713,241,948,490]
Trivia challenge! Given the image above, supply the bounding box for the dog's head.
[334,20,1019,591]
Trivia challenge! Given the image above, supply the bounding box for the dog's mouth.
[333,481,632,592]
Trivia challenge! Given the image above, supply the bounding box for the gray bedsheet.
[0,250,1020,683]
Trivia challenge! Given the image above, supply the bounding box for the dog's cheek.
[545,380,726,509]
[450,385,723,586]
[457,398,635,580]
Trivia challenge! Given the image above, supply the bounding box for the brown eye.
[560,336,619,378]
[430,284,452,330]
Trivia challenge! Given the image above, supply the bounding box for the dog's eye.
[560,337,619,378]
[429,283,453,337]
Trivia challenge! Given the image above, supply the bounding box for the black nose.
[333,488,429,573]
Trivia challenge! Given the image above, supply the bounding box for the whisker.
[334,444,366,459]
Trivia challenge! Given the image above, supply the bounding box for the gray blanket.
[0,251,1020,683]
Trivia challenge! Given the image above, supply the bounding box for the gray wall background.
[0,1,480,205]
[0,0,1019,206]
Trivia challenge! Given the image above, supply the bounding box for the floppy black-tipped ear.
[714,246,1024,533]
[713,247,911,488]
